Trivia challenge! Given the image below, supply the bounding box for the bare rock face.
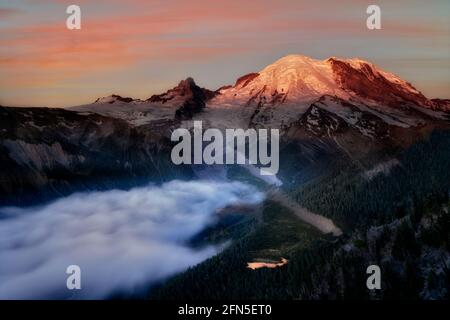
[0,106,192,206]
[327,57,433,109]
[146,77,216,119]
[94,94,136,104]
[431,99,450,112]
[173,78,215,119]
[234,73,260,88]
[148,77,196,103]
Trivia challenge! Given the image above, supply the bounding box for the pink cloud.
[0,0,448,105]
[0,8,20,18]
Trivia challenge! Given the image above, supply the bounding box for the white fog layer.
[0,180,264,299]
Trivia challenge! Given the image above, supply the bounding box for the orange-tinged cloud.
[0,1,282,91]
[0,0,448,106]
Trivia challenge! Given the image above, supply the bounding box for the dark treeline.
[150,130,450,300]
[295,130,450,230]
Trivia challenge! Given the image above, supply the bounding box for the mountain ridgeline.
[0,54,449,299]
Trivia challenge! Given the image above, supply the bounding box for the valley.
[0,54,449,300]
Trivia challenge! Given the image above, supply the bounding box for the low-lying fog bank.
[0,180,264,299]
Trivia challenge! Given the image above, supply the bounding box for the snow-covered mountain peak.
[211,54,436,111]
[256,55,339,97]
[69,54,446,129]
[204,54,446,130]
[212,55,344,108]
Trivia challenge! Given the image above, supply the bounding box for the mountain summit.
[211,54,433,109]
[202,54,447,129]
[148,77,215,106]
[72,54,448,129]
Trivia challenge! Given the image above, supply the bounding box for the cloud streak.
[0,180,264,299]
[0,0,448,106]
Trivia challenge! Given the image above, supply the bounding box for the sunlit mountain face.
[0,0,449,302]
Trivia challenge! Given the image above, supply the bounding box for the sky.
[0,0,449,107]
